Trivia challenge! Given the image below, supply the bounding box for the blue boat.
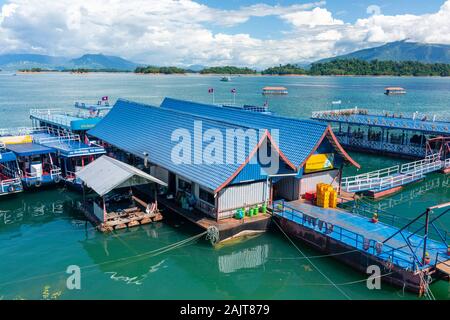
[5,142,62,189]
[32,129,106,190]
[0,143,23,196]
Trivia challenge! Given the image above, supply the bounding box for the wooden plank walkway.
[436,260,450,276]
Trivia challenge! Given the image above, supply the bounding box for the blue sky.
[0,0,449,66]
[198,0,445,39]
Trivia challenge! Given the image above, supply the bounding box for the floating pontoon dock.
[30,99,111,132]
[311,108,450,158]
[76,156,167,232]
[273,200,450,293]
[341,153,450,198]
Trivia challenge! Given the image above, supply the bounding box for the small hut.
[76,155,168,232]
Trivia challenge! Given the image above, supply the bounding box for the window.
[199,188,215,206]
[178,178,192,194]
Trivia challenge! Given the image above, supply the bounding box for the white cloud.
[1,0,450,67]
[281,7,344,28]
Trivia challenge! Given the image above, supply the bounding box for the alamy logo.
[366,265,381,290]
[170,121,281,175]
[66,265,81,290]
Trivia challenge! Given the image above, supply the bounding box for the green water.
[0,73,449,300]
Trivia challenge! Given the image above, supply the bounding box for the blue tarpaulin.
[7,143,55,157]
[0,151,17,163]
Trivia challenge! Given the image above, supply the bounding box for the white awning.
[76,155,167,196]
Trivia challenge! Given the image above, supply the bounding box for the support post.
[422,208,431,264]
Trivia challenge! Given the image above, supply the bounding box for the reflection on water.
[0,195,79,226]
[218,244,269,274]
[105,260,167,286]
[365,175,449,211]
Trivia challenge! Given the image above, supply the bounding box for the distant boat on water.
[262,86,288,95]
[384,87,406,95]
[220,76,231,82]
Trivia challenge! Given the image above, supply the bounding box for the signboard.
[0,135,33,145]
[304,153,334,173]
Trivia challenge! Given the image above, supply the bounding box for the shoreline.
[8,71,450,78]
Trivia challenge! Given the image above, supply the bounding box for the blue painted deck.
[274,201,448,270]
[32,132,105,158]
[30,113,103,131]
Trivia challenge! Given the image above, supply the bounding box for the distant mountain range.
[316,41,450,64]
[0,53,140,71]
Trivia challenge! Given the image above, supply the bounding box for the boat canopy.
[6,143,56,157]
[76,155,167,197]
[0,151,17,163]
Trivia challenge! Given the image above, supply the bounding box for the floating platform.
[78,198,163,233]
[273,200,449,293]
[158,197,271,244]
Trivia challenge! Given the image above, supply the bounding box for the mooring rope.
[298,271,395,287]
[0,230,207,288]
[272,218,352,300]
[268,248,361,261]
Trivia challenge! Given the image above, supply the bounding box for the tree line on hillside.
[134,66,187,74]
[261,64,307,75]
[308,59,450,76]
[133,59,450,76]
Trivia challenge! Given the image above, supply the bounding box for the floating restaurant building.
[87,98,359,241]
[311,108,450,158]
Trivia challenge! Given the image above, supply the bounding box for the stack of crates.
[316,183,338,208]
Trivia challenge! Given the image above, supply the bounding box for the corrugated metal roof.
[88,99,294,192]
[76,155,167,196]
[160,98,329,168]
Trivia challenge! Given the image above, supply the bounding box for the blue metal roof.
[0,151,17,163]
[6,143,56,157]
[160,98,330,168]
[311,112,450,135]
[88,99,294,192]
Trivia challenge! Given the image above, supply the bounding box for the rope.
[0,230,207,288]
[268,249,361,260]
[272,218,352,300]
[299,271,395,287]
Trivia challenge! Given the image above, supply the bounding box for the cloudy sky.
[0,0,449,67]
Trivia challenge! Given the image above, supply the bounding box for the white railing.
[20,165,62,181]
[311,107,362,119]
[30,106,110,122]
[312,108,449,123]
[337,135,426,157]
[341,153,444,193]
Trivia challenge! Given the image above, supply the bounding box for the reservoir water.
[0,73,449,299]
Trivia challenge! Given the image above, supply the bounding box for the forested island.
[261,64,307,75]
[133,59,450,76]
[134,66,187,74]
[308,59,450,76]
[199,66,257,74]
[18,60,449,76]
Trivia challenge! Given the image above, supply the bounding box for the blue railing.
[273,200,419,270]
[342,200,449,244]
